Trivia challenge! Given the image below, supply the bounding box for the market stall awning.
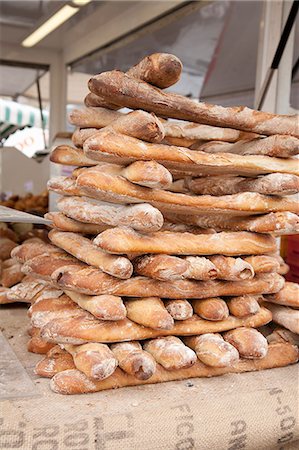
[0,99,48,142]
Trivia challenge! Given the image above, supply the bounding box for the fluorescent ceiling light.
[73,0,92,5]
[22,5,79,48]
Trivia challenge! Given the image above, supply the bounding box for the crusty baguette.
[84,92,120,109]
[121,160,172,189]
[50,342,298,394]
[27,333,56,354]
[163,211,299,235]
[70,109,164,143]
[0,286,24,304]
[88,71,299,137]
[35,346,75,377]
[192,298,229,321]
[185,173,299,196]
[183,256,218,280]
[50,145,97,166]
[264,302,299,334]
[45,212,110,234]
[83,129,299,176]
[265,282,299,308]
[110,342,156,380]
[126,53,182,88]
[48,230,133,279]
[22,252,82,283]
[75,164,299,215]
[184,334,239,367]
[57,196,163,232]
[72,128,99,148]
[0,237,18,260]
[223,327,268,359]
[191,135,299,158]
[164,299,193,320]
[208,255,254,281]
[7,280,62,303]
[125,297,174,330]
[94,227,276,256]
[51,264,284,299]
[65,290,126,321]
[227,295,261,318]
[47,176,83,196]
[11,239,62,263]
[64,343,118,380]
[40,306,273,344]
[133,254,190,281]
[243,255,280,273]
[1,262,24,287]
[143,336,197,370]
[267,327,299,346]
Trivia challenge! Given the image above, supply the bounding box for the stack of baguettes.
[12,53,299,395]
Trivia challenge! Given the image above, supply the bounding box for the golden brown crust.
[50,343,299,394]
[40,306,273,344]
[265,282,299,308]
[0,237,18,260]
[45,212,110,234]
[88,71,299,137]
[264,302,299,334]
[184,334,239,367]
[125,297,174,330]
[227,295,261,318]
[35,346,75,377]
[223,327,268,359]
[192,298,229,321]
[50,145,97,166]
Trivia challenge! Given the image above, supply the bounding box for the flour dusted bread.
[208,255,254,281]
[1,262,24,287]
[133,254,190,281]
[227,295,261,318]
[143,336,197,370]
[192,298,229,321]
[125,297,174,330]
[110,342,156,380]
[94,227,276,256]
[186,173,299,196]
[243,255,280,273]
[64,343,118,380]
[0,237,18,260]
[57,196,164,232]
[121,160,172,189]
[264,303,299,334]
[40,306,272,344]
[184,334,239,367]
[164,299,193,320]
[164,211,299,235]
[265,282,299,308]
[88,71,299,137]
[48,230,133,279]
[50,145,97,166]
[83,129,299,176]
[223,327,268,359]
[65,290,126,321]
[35,346,75,377]
[45,212,110,234]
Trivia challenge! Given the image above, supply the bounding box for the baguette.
[50,145,97,166]
[227,295,261,318]
[84,92,120,109]
[223,327,268,359]
[7,280,61,303]
[49,230,133,279]
[65,290,126,320]
[183,256,218,280]
[164,299,193,320]
[125,297,174,330]
[94,227,276,256]
[83,129,299,176]
[110,342,156,380]
[47,176,83,196]
[126,53,182,88]
[64,343,118,380]
[208,255,254,281]
[267,328,299,346]
[57,196,163,232]
[163,211,299,235]
[143,336,197,370]
[35,346,75,377]
[27,334,56,354]
[50,342,298,394]
[45,212,110,234]
[121,161,172,189]
[191,135,299,158]
[88,71,299,137]
[71,109,164,143]
[72,128,99,148]
[184,334,239,367]
[132,254,190,281]
[192,298,229,321]
[185,173,299,196]
[51,264,284,299]
[76,164,299,215]
[1,262,24,287]
[11,239,62,263]
[264,303,299,334]
[41,306,272,344]
[243,255,280,274]
[265,282,299,308]
[22,253,82,283]
[0,237,18,260]
[0,287,19,304]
